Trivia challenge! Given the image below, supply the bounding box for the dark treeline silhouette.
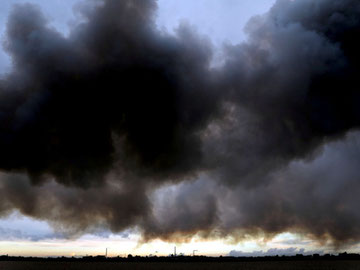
[1,253,360,263]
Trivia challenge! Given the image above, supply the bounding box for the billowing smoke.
[0,0,360,247]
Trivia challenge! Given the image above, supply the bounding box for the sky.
[1,0,360,257]
[0,0,275,74]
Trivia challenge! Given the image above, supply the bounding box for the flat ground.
[1,261,360,270]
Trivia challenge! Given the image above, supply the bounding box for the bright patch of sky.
[156,0,275,45]
[0,214,333,257]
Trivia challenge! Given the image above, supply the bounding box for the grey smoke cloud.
[0,0,360,247]
[0,226,64,241]
[229,247,324,257]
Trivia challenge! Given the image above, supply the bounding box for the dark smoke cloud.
[204,0,360,187]
[0,0,360,247]
[147,132,360,246]
[0,172,150,235]
[0,0,220,186]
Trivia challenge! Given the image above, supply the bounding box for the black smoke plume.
[1,0,220,186]
[0,0,360,247]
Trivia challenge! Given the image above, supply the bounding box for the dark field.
[1,261,360,270]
